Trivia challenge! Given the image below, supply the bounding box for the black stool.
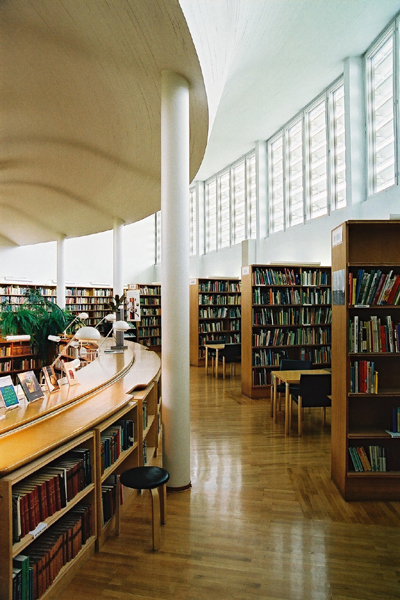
[120,466,169,550]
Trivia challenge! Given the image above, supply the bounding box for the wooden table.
[204,343,225,377]
[271,369,330,435]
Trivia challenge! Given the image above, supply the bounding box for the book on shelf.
[348,445,386,472]
[17,370,44,403]
[0,374,20,409]
[350,269,400,306]
[62,361,80,386]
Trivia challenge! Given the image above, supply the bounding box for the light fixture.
[95,313,116,328]
[48,326,100,368]
[5,335,31,342]
[62,312,89,335]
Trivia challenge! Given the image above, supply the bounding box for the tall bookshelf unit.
[65,286,113,328]
[137,285,162,351]
[0,338,40,382]
[189,278,241,366]
[241,264,332,398]
[331,220,400,500]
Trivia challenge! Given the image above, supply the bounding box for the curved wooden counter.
[0,341,160,475]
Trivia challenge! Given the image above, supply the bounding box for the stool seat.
[120,466,169,490]
[119,466,169,550]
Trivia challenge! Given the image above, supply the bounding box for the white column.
[56,234,66,309]
[113,217,124,298]
[161,70,190,490]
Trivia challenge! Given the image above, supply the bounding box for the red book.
[380,325,387,353]
[387,275,400,305]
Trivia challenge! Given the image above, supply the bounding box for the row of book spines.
[252,347,331,368]
[12,449,91,542]
[66,289,112,297]
[0,344,32,356]
[349,361,378,393]
[65,297,111,305]
[199,323,241,333]
[100,421,135,474]
[391,407,400,433]
[1,359,37,372]
[199,309,241,318]
[199,334,241,346]
[252,268,329,286]
[18,504,92,600]
[252,288,331,304]
[253,328,331,346]
[253,312,332,326]
[198,283,241,292]
[138,328,160,336]
[102,478,117,525]
[348,446,386,472]
[141,337,162,347]
[199,295,241,306]
[349,269,400,306]
[349,316,400,353]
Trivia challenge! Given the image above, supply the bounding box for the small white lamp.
[62,312,89,335]
[111,320,131,351]
[95,313,116,328]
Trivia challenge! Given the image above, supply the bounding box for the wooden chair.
[290,373,331,436]
[276,358,313,411]
[217,343,241,378]
[205,337,226,374]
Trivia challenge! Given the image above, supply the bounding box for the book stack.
[349,315,399,353]
[100,419,134,475]
[12,449,91,543]
[349,269,400,306]
[349,361,378,393]
[101,475,117,525]
[348,446,386,472]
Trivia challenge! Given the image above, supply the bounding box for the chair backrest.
[206,337,226,345]
[280,358,313,371]
[219,343,241,362]
[298,373,331,407]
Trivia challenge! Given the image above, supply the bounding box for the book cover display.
[17,371,45,402]
[62,361,80,386]
[42,365,60,393]
[0,375,20,410]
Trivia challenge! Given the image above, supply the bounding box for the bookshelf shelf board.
[348,262,400,267]
[143,415,155,439]
[12,482,95,557]
[349,352,400,358]
[347,429,394,439]
[347,471,400,478]
[349,389,400,397]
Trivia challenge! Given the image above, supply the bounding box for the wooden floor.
[59,365,400,600]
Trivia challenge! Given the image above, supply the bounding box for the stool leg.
[149,487,161,550]
[159,483,167,525]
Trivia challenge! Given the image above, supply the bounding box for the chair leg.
[149,487,161,550]
[159,483,167,525]
[322,406,326,426]
[298,396,302,436]
[223,356,226,379]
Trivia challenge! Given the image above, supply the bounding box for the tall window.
[246,152,257,239]
[306,98,328,219]
[330,83,346,209]
[285,119,304,227]
[366,28,395,194]
[205,178,217,253]
[218,170,231,248]
[155,211,161,264]
[189,187,197,256]
[232,160,246,244]
[268,134,284,233]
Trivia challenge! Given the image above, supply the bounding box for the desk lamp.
[62,312,89,335]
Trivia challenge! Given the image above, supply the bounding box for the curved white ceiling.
[0,0,208,247]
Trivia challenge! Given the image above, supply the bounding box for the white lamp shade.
[104,313,116,322]
[48,334,61,342]
[6,334,31,342]
[113,320,130,332]
[69,358,81,369]
[75,326,101,341]
[78,312,89,319]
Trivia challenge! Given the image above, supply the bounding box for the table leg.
[285,382,290,435]
[272,375,277,419]
[215,348,219,377]
[205,347,208,374]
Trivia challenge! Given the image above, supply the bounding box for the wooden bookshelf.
[0,338,40,383]
[65,286,113,328]
[331,220,400,501]
[125,284,162,351]
[189,278,241,367]
[241,264,332,398]
[0,342,161,599]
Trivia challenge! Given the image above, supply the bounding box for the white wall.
[0,215,156,289]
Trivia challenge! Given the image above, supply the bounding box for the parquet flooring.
[58,365,400,599]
